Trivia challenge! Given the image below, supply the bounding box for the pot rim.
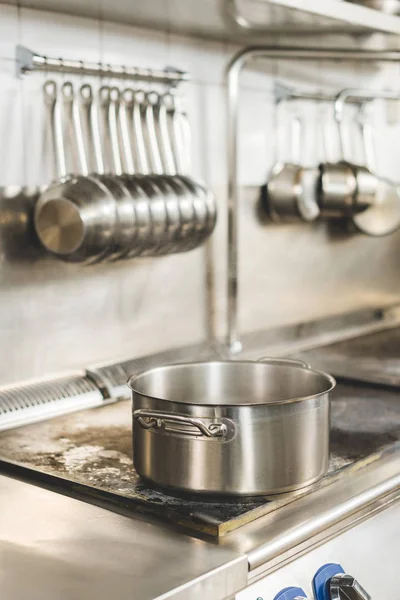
[128,360,336,407]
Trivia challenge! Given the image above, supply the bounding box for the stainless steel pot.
[266,116,320,222]
[129,359,336,497]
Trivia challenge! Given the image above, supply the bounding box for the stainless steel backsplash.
[1,183,399,386]
[1,6,400,385]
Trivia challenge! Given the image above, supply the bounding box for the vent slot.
[0,375,103,431]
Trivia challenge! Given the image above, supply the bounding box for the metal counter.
[0,474,247,600]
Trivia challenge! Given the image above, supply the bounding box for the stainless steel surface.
[226,45,400,353]
[35,81,117,263]
[226,0,400,35]
[6,1,400,40]
[129,360,334,495]
[16,44,189,84]
[296,325,400,388]
[236,500,400,598]
[330,573,371,600]
[220,445,400,571]
[0,475,247,600]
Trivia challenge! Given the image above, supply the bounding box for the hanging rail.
[226,45,400,353]
[274,82,400,105]
[16,45,189,86]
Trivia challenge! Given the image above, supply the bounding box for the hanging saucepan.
[351,110,400,236]
[129,357,335,497]
[265,114,320,222]
[34,81,117,263]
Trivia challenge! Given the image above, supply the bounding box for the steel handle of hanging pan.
[44,80,67,179]
[133,409,228,438]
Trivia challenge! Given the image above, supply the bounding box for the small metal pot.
[129,359,335,497]
[319,161,357,217]
[266,116,320,222]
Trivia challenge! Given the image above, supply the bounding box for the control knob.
[330,573,371,600]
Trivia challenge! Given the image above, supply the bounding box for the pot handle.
[257,357,310,369]
[133,409,228,438]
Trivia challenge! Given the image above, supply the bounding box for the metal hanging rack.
[226,45,400,353]
[16,45,189,86]
[274,82,400,106]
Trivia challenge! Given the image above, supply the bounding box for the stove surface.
[298,326,400,387]
[0,380,399,537]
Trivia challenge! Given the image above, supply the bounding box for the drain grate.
[0,375,103,431]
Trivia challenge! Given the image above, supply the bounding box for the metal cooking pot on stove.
[129,358,335,497]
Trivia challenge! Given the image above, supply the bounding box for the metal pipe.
[226,45,400,353]
[16,45,189,86]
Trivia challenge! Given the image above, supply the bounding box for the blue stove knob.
[273,586,308,600]
[312,563,345,600]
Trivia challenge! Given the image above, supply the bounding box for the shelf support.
[226,45,400,353]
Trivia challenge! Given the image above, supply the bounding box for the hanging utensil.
[134,90,185,254]
[110,87,174,256]
[318,105,358,218]
[155,91,217,246]
[99,85,162,257]
[352,115,400,236]
[35,81,116,263]
[77,83,137,261]
[162,92,191,175]
[145,91,210,251]
[350,107,378,213]
[265,113,320,222]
